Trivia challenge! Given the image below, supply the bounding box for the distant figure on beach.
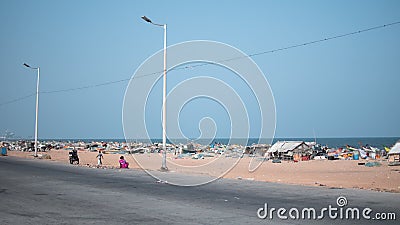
[96,151,104,166]
[119,156,129,169]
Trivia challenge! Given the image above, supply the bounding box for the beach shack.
[245,144,270,156]
[388,141,400,165]
[267,141,310,161]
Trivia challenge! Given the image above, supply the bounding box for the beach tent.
[267,141,310,160]
[267,141,306,153]
[388,141,400,163]
[388,142,400,154]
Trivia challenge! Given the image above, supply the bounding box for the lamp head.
[141,16,152,23]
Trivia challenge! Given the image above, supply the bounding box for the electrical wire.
[1,21,399,106]
[0,93,36,107]
[40,78,132,94]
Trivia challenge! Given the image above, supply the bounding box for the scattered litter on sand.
[365,162,382,167]
[315,182,326,187]
[272,159,281,163]
[389,162,400,166]
[37,154,51,159]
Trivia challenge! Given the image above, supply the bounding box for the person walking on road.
[96,150,104,166]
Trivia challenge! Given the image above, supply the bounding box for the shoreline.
[4,149,400,193]
[3,136,399,148]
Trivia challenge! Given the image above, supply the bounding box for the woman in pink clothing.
[119,156,129,168]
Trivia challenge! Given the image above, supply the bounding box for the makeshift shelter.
[245,144,270,156]
[181,143,196,153]
[388,141,400,164]
[267,141,311,160]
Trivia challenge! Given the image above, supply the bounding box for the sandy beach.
[6,149,400,193]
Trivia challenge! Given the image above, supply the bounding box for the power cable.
[1,21,399,106]
[0,93,36,107]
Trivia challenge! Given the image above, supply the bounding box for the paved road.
[0,156,398,224]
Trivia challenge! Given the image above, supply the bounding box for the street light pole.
[141,16,168,171]
[23,63,40,157]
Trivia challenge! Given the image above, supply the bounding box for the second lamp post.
[23,63,40,157]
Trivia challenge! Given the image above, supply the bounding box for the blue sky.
[0,0,399,139]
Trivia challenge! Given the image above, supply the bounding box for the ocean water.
[41,137,399,149]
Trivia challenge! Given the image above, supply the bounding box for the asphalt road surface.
[0,156,398,224]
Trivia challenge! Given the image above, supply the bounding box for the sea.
[35,137,400,149]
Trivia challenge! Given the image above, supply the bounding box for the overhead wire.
[1,21,399,106]
[40,78,132,94]
[0,93,36,107]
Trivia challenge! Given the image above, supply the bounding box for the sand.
[5,150,400,193]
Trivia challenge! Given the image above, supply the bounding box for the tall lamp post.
[23,63,40,157]
[141,16,168,171]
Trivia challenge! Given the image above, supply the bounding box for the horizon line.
[4,136,400,140]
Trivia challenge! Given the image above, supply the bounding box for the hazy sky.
[0,0,399,139]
